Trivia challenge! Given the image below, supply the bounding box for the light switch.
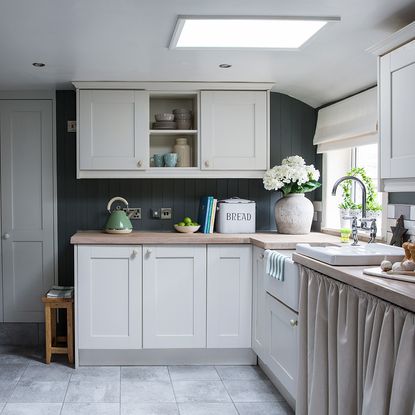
[67,120,77,133]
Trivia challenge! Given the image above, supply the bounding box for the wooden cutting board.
[363,267,415,283]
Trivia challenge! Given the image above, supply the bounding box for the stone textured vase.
[275,193,314,234]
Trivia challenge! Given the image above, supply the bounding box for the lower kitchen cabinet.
[252,247,267,357]
[265,293,298,400]
[76,245,142,349]
[207,245,252,348]
[143,245,207,348]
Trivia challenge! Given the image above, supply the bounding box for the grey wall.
[57,90,317,285]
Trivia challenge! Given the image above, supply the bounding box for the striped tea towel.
[265,250,286,281]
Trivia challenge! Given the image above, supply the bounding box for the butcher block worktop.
[70,230,340,250]
[293,253,415,313]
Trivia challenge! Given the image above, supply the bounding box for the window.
[323,143,386,236]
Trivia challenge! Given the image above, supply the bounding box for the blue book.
[198,196,211,233]
[205,196,214,233]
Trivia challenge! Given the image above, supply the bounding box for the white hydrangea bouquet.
[263,155,321,196]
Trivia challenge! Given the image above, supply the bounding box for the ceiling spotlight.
[32,62,45,67]
[219,63,232,68]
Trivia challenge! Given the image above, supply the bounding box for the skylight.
[170,16,340,50]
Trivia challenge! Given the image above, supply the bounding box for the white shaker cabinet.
[265,293,298,400]
[78,89,149,171]
[379,39,415,185]
[207,245,252,348]
[76,245,142,349]
[143,245,207,348]
[252,247,267,358]
[201,90,268,171]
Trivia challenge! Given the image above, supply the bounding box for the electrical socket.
[123,207,141,220]
[160,208,172,220]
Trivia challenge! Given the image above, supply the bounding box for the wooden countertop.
[70,230,340,250]
[293,253,415,313]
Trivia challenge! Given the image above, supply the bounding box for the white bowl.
[155,113,174,121]
[174,224,200,233]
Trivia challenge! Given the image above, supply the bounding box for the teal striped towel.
[265,250,286,281]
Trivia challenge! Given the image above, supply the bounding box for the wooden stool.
[41,297,74,364]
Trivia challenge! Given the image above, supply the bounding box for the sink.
[296,243,404,266]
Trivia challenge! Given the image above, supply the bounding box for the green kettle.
[104,197,133,234]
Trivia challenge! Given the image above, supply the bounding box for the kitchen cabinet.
[201,90,268,171]
[76,245,142,349]
[265,293,298,400]
[0,99,55,322]
[252,247,267,357]
[78,89,149,171]
[207,245,252,348]
[143,245,206,348]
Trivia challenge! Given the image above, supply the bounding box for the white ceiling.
[0,0,414,107]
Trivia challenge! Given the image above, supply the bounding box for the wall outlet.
[123,207,141,220]
[161,208,172,220]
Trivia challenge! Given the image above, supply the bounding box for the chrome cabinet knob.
[290,319,298,327]
[3,233,10,240]
[204,160,210,168]
[137,160,142,167]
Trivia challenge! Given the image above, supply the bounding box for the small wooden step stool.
[41,296,74,364]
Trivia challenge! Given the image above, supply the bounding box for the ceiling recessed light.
[32,62,45,67]
[170,16,340,50]
[219,64,232,68]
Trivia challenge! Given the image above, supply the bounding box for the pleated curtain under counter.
[297,265,415,415]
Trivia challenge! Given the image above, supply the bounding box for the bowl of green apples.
[174,217,200,233]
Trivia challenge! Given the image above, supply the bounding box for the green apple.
[177,222,186,226]
[183,217,192,224]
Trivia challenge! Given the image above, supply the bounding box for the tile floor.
[0,347,294,415]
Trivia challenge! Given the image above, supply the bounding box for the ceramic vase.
[275,193,314,234]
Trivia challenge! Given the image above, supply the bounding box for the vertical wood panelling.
[57,91,317,285]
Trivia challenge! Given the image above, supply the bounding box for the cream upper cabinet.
[201,90,268,171]
[380,39,415,184]
[78,89,149,171]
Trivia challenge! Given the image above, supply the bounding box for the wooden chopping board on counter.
[363,267,415,283]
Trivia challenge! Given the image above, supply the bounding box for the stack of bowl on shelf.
[152,113,176,130]
[173,108,192,130]
[152,109,193,130]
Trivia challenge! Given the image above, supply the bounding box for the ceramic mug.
[164,153,178,167]
[152,154,164,167]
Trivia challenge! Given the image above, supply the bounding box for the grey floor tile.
[168,366,220,381]
[223,380,283,403]
[178,402,238,415]
[65,381,120,403]
[20,364,73,382]
[71,366,120,382]
[0,381,17,402]
[1,403,62,415]
[0,353,32,365]
[9,380,68,403]
[121,366,170,382]
[172,380,231,403]
[61,403,120,415]
[121,403,179,415]
[0,365,26,383]
[121,381,175,404]
[235,402,294,415]
[216,366,266,381]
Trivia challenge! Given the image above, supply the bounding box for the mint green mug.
[164,153,178,167]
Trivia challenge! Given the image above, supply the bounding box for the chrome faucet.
[332,176,377,245]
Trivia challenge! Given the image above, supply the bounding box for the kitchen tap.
[332,176,377,245]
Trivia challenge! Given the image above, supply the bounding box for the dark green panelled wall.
[56,90,318,285]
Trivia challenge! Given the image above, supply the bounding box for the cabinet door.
[265,293,298,400]
[143,245,206,348]
[79,90,149,170]
[252,247,267,357]
[207,245,252,348]
[380,40,415,179]
[201,91,268,170]
[77,245,142,349]
[0,100,55,322]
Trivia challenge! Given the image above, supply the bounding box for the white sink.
[296,243,404,266]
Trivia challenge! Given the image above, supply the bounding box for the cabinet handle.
[204,160,210,168]
[3,233,10,240]
[290,319,298,327]
[137,160,142,168]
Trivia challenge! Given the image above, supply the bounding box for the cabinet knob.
[290,319,298,327]
[204,160,210,168]
[132,249,139,257]
[146,248,152,255]
[260,254,264,259]
[137,160,142,167]
[3,233,10,240]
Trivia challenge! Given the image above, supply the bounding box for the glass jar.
[173,137,191,167]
